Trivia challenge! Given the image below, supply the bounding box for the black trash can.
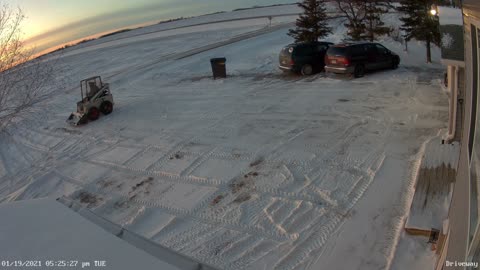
[210,58,227,79]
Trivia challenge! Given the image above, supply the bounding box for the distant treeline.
[157,17,189,25]
[38,3,300,58]
[232,3,296,12]
[42,38,96,56]
[98,29,133,39]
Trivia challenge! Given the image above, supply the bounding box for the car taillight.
[290,59,295,66]
[343,57,350,67]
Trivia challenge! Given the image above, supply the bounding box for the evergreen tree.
[398,0,441,63]
[364,1,391,42]
[288,0,332,43]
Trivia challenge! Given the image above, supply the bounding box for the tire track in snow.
[180,147,217,177]
[122,145,154,166]
[53,136,313,245]
[86,159,220,186]
[272,153,386,270]
[66,178,298,243]
[102,23,294,81]
[7,100,386,266]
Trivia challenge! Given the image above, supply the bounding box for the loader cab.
[81,76,104,100]
[68,75,114,126]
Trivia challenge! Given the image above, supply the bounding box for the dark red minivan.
[325,42,400,78]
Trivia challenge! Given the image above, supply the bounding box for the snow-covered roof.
[0,199,181,270]
[438,6,463,26]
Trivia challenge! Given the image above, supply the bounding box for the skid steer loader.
[67,76,114,126]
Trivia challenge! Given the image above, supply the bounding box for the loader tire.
[88,107,100,121]
[100,101,113,115]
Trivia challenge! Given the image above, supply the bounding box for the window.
[327,47,347,56]
[469,25,480,248]
[294,45,313,56]
[364,44,375,54]
[316,45,328,52]
[375,44,387,54]
[470,25,478,159]
[474,245,480,266]
[470,152,479,245]
[350,45,364,56]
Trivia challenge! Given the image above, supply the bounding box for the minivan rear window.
[327,47,347,56]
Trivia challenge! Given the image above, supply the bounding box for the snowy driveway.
[0,14,448,270]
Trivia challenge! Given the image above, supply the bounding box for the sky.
[9,0,295,54]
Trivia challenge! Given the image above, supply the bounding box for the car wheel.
[354,64,365,78]
[301,64,313,76]
[88,107,100,121]
[391,58,399,69]
[100,101,113,115]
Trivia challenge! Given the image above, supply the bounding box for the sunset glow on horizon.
[12,0,295,55]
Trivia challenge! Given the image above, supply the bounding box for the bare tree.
[336,0,368,41]
[0,4,60,131]
[336,0,392,41]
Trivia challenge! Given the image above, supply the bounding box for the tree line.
[289,0,445,62]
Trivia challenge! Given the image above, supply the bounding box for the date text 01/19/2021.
[1,260,107,268]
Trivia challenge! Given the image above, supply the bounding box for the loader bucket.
[67,112,88,126]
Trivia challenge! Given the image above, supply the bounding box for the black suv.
[325,42,400,78]
[279,41,334,75]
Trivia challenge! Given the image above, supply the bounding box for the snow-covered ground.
[0,198,182,270]
[0,6,448,270]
